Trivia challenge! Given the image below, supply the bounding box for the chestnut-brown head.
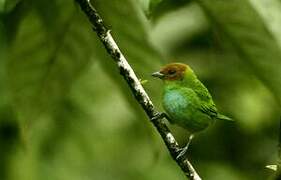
[152,63,190,81]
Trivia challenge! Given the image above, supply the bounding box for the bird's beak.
[152,71,164,79]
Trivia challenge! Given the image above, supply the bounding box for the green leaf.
[0,21,22,180]
[92,0,162,67]
[149,0,163,11]
[249,0,281,47]
[0,20,8,106]
[196,0,281,105]
[135,0,150,14]
[151,3,209,55]
[91,0,163,100]
[7,0,95,123]
[77,0,164,157]
[147,0,191,19]
[0,0,4,12]
[0,0,21,13]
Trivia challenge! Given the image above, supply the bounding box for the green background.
[1,0,281,179]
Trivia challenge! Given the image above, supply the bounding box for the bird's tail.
[216,113,233,121]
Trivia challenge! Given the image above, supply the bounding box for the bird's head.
[152,63,192,81]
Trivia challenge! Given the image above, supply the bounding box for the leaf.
[149,0,163,12]
[7,0,95,123]
[92,0,163,70]
[0,0,5,12]
[0,20,8,106]
[195,0,281,105]
[77,0,165,159]
[135,0,150,14]
[148,0,191,19]
[136,0,191,17]
[0,0,21,13]
[249,0,281,47]
[150,3,209,55]
[90,0,163,104]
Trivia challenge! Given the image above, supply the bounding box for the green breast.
[163,88,212,133]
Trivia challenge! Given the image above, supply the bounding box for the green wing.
[192,81,217,115]
[199,98,233,121]
[200,103,218,118]
[193,80,233,121]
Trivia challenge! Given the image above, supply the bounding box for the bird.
[152,63,232,158]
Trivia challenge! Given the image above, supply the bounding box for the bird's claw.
[176,146,188,160]
[175,134,194,160]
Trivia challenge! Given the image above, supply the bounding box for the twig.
[75,0,201,179]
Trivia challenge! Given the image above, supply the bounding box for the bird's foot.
[176,134,194,160]
[176,146,189,160]
[151,112,167,122]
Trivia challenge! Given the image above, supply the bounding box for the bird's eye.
[168,69,176,75]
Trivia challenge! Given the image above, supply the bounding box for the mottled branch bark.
[75,0,201,179]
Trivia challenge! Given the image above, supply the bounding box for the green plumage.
[153,63,232,133]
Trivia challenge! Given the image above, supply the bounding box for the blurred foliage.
[0,0,281,179]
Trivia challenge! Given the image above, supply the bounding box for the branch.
[75,0,201,179]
